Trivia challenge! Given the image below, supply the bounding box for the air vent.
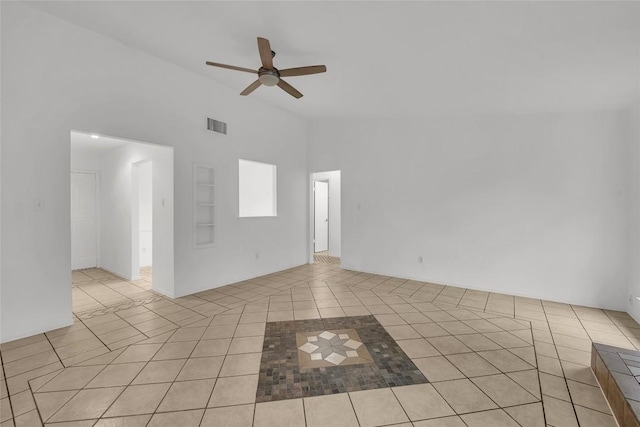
[207,118,227,135]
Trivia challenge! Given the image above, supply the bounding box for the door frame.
[70,169,101,270]
[313,180,330,254]
[308,170,341,263]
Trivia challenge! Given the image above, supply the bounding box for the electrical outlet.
[418,256,423,264]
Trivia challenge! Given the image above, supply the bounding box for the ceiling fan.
[206,37,326,99]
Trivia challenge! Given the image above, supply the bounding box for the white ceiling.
[70,131,129,154]
[33,1,640,119]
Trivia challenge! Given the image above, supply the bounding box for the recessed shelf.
[193,163,215,248]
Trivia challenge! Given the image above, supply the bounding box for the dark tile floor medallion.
[256,315,428,402]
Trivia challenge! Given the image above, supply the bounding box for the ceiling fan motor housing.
[258,68,280,86]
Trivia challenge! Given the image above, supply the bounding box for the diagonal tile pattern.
[0,263,635,425]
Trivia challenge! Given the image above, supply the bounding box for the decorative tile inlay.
[257,315,428,402]
[296,329,373,368]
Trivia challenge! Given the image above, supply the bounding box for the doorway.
[70,130,175,312]
[314,180,329,253]
[132,160,153,281]
[310,170,341,264]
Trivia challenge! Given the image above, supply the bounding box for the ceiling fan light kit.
[206,37,326,99]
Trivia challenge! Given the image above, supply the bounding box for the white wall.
[1,3,308,342]
[71,150,102,172]
[627,102,640,321]
[312,170,341,257]
[139,160,153,268]
[100,143,172,292]
[309,111,631,310]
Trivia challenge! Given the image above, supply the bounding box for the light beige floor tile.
[566,380,610,413]
[208,375,258,407]
[433,379,498,414]
[304,394,359,427]
[219,353,261,377]
[460,409,520,427]
[112,344,162,364]
[0,398,12,423]
[37,366,103,393]
[471,374,538,407]
[446,353,500,377]
[539,372,570,401]
[202,325,236,340]
[49,387,124,422]
[102,383,170,417]
[456,334,502,351]
[349,388,409,427]
[85,363,145,388]
[574,405,617,427]
[413,356,465,382]
[176,356,224,381]
[319,307,346,318]
[396,338,440,358]
[427,336,472,355]
[504,402,545,427]
[536,354,564,376]
[33,390,78,421]
[148,409,204,426]
[392,384,455,421]
[384,325,421,340]
[412,416,467,427]
[12,409,43,426]
[156,379,215,412]
[9,389,36,417]
[267,311,294,322]
[560,360,598,386]
[477,349,533,372]
[254,398,305,427]
[167,327,206,342]
[131,359,186,384]
[191,339,231,358]
[228,336,264,354]
[234,323,266,337]
[542,395,578,427]
[201,404,254,427]
[506,370,541,399]
[94,414,152,426]
[152,341,197,360]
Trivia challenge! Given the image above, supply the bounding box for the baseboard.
[152,286,175,299]
[1,317,74,344]
[99,265,134,281]
[340,262,626,313]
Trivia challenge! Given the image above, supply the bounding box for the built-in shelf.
[193,163,215,248]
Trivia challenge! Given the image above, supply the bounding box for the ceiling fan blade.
[257,37,273,69]
[240,80,262,96]
[205,61,257,74]
[277,79,303,99]
[279,65,327,77]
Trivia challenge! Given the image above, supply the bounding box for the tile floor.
[2,263,639,426]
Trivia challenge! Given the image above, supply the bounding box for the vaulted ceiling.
[32,1,640,119]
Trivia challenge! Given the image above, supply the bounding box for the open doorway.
[310,170,341,265]
[70,131,174,313]
[132,160,153,282]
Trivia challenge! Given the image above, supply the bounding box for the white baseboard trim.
[1,317,74,344]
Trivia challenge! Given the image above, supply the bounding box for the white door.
[71,172,97,269]
[314,181,329,253]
